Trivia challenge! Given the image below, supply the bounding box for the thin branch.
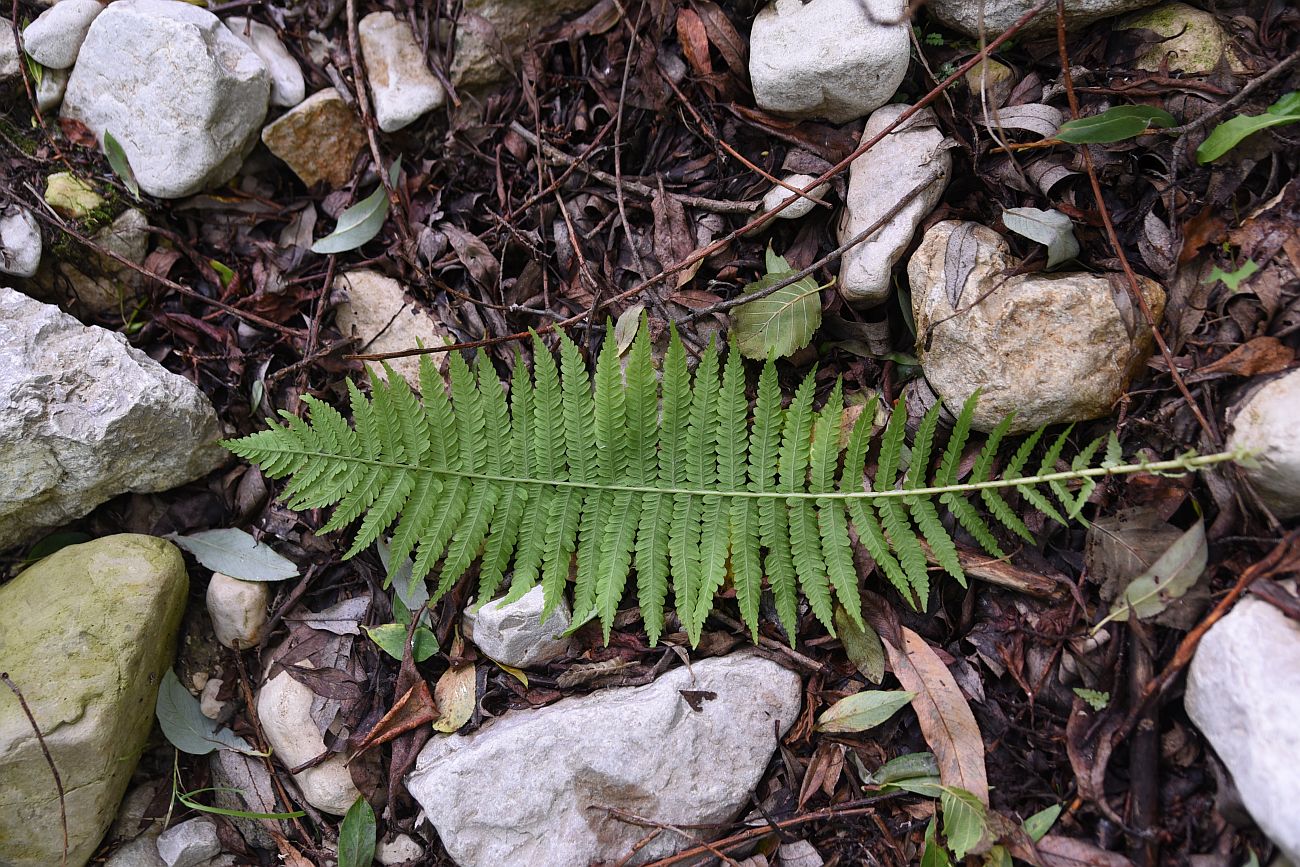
[2,672,68,867]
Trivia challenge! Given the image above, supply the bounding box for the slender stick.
[2,673,68,867]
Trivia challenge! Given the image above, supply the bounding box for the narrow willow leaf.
[1196,91,1300,164]
[733,247,823,360]
[835,606,886,683]
[1002,207,1079,269]
[156,670,260,756]
[168,528,299,581]
[104,130,140,199]
[816,689,914,733]
[311,159,401,254]
[1055,105,1175,144]
[1098,518,1207,627]
[338,796,376,867]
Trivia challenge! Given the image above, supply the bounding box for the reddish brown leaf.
[1033,835,1135,867]
[797,741,845,809]
[675,8,712,78]
[1185,336,1295,383]
[691,0,746,77]
[351,679,438,755]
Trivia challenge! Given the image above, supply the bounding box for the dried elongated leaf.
[1055,105,1176,144]
[883,627,989,804]
[156,669,260,756]
[1098,518,1207,626]
[432,663,476,732]
[816,688,914,733]
[167,528,298,581]
[733,248,822,360]
[613,304,645,355]
[311,160,401,254]
[1002,207,1079,269]
[352,679,438,753]
[979,104,1063,138]
[103,130,139,199]
[676,7,712,77]
[338,796,376,867]
[835,605,886,684]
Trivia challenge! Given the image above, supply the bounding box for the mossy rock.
[0,535,189,867]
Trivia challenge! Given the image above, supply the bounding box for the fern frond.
[225,320,1238,648]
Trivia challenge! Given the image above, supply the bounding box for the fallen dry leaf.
[351,679,438,754]
[432,663,476,733]
[1184,336,1295,383]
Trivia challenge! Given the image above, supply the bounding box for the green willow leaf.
[1055,105,1176,144]
[311,159,402,254]
[1197,91,1300,164]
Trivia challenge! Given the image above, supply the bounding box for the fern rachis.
[224,321,1241,647]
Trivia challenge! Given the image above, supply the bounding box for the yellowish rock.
[261,88,366,188]
[1119,2,1245,74]
[334,270,449,389]
[44,171,104,219]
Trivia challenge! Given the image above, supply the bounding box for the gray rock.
[927,0,1158,37]
[35,65,69,113]
[0,17,19,80]
[0,535,189,867]
[358,12,445,132]
[333,271,449,390]
[210,749,279,850]
[1186,595,1300,862]
[22,0,103,69]
[0,287,225,550]
[376,833,424,865]
[105,835,166,867]
[406,653,802,866]
[451,0,598,89]
[749,0,910,124]
[224,17,304,107]
[0,206,42,278]
[761,174,830,221]
[32,207,151,315]
[779,841,825,867]
[256,669,361,815]
[62,0,270,199]
[464,586,573,668]
[1226,370,1300,519]
[907,221,1165,432]
[838,105,950,306]
[156,818,221,867]
[206,572,269,650]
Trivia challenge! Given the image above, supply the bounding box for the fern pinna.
[224,322,1235,647]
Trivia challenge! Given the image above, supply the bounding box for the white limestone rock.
[0,287,225,550]
[35,65,69,113]
[22,0,103,69]
[927,0,1159,37]
[1226,370,1300,519]
[0,206,41,278]
[224,17,305,107]
[376,833,424,865]
[761,174,830,220]
[62,0,270,199]
[838,105,950,306]
[749,0,910,124]
[333,271,449,390]
[406,653,802,866]
[156,818,220,867]
[256,669,361,815]
[451,0,599,89]
[464,586,573,668]
[1186,595,1300,862]
[105,835,166,867]
[206,572,269,650]
[0,16,19,80]
[358,11,445,132]
[907,221,1165,432]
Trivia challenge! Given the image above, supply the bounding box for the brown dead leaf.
[882,626,989,804]
[351,679,438,754]
[1033,835,1135,867]
[1184,336,1294,383]
[675,8,712,77]
[432,663,477,733]
[797,740,845,809]
[652,185,701,287]
[692,0,746,77]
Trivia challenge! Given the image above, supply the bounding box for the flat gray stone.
[927,0,1158,36]
[406,653,802,866]
[333,271,449,390]
[22,0,103,69]
[1186,595,1300,862]
[62,0,270,199]
[0,206,41,278]
[907,221,1166,432]
[1226,370,1300,519]
[0,16,19,80]
[156,818,220,867]
[838,105,950,306]
[761,174,830,220]
[225,17,305,107]
[358,12,445,132]
[749,0,910,124]
[464,586,573,668]
[0,535,189,867]
[0,287,225,550]
[210,749,279,850]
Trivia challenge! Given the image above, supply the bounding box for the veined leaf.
[311,159,402,254]
[1197,91,1300,164]
[1096,518,1207,627]
[940,787,988,860]
[338,796,376,867]
[1055,105,1176,144]
[816,688,914,733]
[1002,207,1079,269]
[732,247,823,360]
[167,528,299,581]
[156,670,262,756]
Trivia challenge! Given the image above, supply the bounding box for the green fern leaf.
[635,492,671,645]
[789,498,834,633]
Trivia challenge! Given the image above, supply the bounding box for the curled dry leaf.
[432,662,477,733]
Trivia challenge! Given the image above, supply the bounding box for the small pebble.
[206,572,269,650]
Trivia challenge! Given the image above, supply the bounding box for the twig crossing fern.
[224,322,1239,647]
